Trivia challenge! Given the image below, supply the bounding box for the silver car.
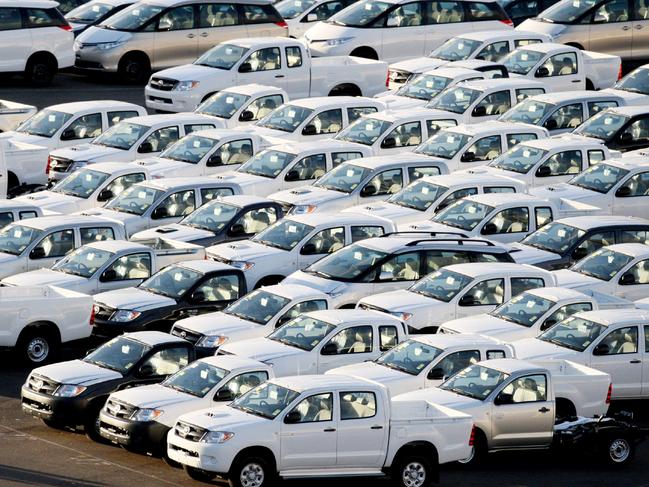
[74,0,287,82]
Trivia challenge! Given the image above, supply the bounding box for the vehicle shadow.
[0,464,108,487]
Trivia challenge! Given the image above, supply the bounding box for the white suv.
[0,1,74,84]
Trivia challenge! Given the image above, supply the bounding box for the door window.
[281,299,328,322]
[351,225,385,242]
[25,8,66,27]
[425,1,465,23]
[543,302,593,330]
[80,227,115,244]
[475,91,511,116]
[157,5,195,30]
[287,393,333,422]
[424,250,470,274]
[437,187,478,212]
[384,121,422,148]
[156,190,195,218]
[106,253,152,280]
[507,133,538,148]
[364,169,403,196]
[308,109,343,135]
[289,154,327,180]
[194,274,241,301]
[0,212,13,228]
[574,231,615,258]
[339,392,376,419]
[310,0,347,20]
[499,374,547,403]
[143,126,179,152]
[621,259,649,285]
[514,38,544,47]
[462,279,505,306]
[596,327,638,354]
[241,3,281,23]
[487,349,507,359]
[617,172,649,196]
[620,118,649,145]
[304,226,345,254]
[65,113,102,140]
[106,173,146,198]
[19,211,38,220]
[348,106,379,123]
[286,46,303,67]
[199,3,238,27]
[108,111,140,127]
[141,347,190,376]
[587,149,605,166]
[540,53,578,76]
[326,326,373,354]
[484,207,529,234]
[219,139,254,166]
[0,8,21,30]
[235,206,278,235]
[535,207,553,228]
[476,41,509,62]
[185,123,215,134]
[508,0,539,21]
[620,229,649,244]
[221,371,269,398]
[378,251,421,281]
[379,325,398,351]
[35,229,74,258]
[467,135,501,161]
[467,1,503,20]
[332,151,363,167]
[436,350,480,378]
[201,187,234,202]
[547,104,584,130]
[511,277,545,297]
[408,166,441,180]
[246,47,281,71]
[484,186,516,194]
[592,0,629,22]
[588,100,618,116]
[426,119,457,135]
[245,95,284,121]
[515,88,545,103]
[386,2,423,26]
[538,151,582,176]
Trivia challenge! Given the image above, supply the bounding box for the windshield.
[66,1,113,22]
[100,3,163,31]
[539,0,596,23]
[139,265,202,299]
[491,292,554,327]
[269,316,336,351]
[489,145,547,174]
[52,247,113,278]
[307,243,387,280]
[376,340,443,375]
[163,361,228,397]
[93,122,148,150]
[388,180,447,211]
[571,248,633,281]
[0,224,42,256]
[257,105,313,132]
[224,289,290,324]
[615,67,649,95]
[440,364,509,400]
[276,0,317,18]
[314,163,372,193]
[52,168,110,198]
[335,117,391,145]
[105,184,163,215]
[84,336,150,373]
[409,268,473,302]
[396,74,453,101]
[414,130,471,159]
[540,316,605,351]
[17,109,72,137]
[433,199,493,230]
[573,111,628,141]
[195,44,249,70]
[502,49,543,75]
[181,200,239,232]
[252,219,314,251]
[427,86,480,114]
[522,222,585,254]
[231,382,300,419]
[499,100,553,125]
[329,0,391,26]
[569,163,629,194]
[430,37,482,61]
[196,91,250,118]
[238,150,295,178]
[161,135,218,164]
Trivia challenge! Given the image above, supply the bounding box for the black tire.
[585,79,595,90]
[16,328,58,365]
[84,402,107,443]
[228,454,275,487]
[41,418,66,430]
[394,454,435,487]
[118,53,150,84]
[457,430,486,467]
[162,452,182,469]
[602,435,635,467]
[25,55,56,86]
[184,465,216,482]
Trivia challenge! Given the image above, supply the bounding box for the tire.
[602,436,635,467]
[228,454,274,487]
[457,430,486,467]
[394,454,434,487]
[162,452,182,469]
[16,328,57,365]
[84,402,107,443]
[25,56,56,86]
[41,418,66,430]
[118,54,150,84]
[184,465,216,482]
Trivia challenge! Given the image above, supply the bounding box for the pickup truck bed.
[583,51,621,90]
[310,56,388,97]
[138,238,206,268]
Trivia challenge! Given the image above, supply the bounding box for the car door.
[614,116,649,152]
[227,204,279,240]
[357,168,405,204]
[0,8,30,71]
[97,252,153,293]
[479,206,530,243]
[371,250,423,295]
[379,121,423,155]
[631,0,649,59]
[543,104,585,135]
[153,4,199,68]
[283,46,310,98]
[317,325,375,372]
[535,150,584,185]
[612,171,649,218]
[178,272,242,318]
[587,0,633,59]
[469,90,512,123]
[588,325,642,398]
[283,153,328,191]
[380,2,428,61]
[297,225,346,269]
[455,278,505,318]
[197,3,243,53]
[613,257,649,300]
[58,112,103,147]
[26,228,75,270]
[642,324,649,397]
[425,349,481,387]
[490,373,554,448]
[237,46,288,91]
[534,52,583,92]
[132,345,191,385]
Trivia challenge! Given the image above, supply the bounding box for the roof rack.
[380,231,469,239]
[405,238,496,247]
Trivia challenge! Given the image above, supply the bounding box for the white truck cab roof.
[444,120,547,137]
[521,91,625,106]
[440,261,551,280]
[476,357,549,375]
[456,29,551,43]
[549,215,649,231]
[124,330,188,347]
[198,354,274,371]
[596,242,649,259]
[269,373,378,393]
[174,259,238,274]
[269,138,374,156]
[124,113,214,128]
[218,37,307,51]
[408,332,506,349]
[215,84,286,98]
[271,96,384,112]
[451,191,550,208]
[257,283,331,301]
[305,308,402,327]
[12,214,118,231]
[285,211,391,228]
[561,308,649,327]
[512,42,578,56]
[41,100,141,115]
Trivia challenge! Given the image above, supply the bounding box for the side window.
[199,3,238,27]
[515,88,545,103]
[426,119,457,135]
[499,374,547,403]
[574,231,615,258]
[467,1,503,20]
[379,251,421,281]
[244,95,284,121]
[408,166,441,181]
[288,154,327,181]
[308,109,342,135]
[379,325,398,351]
[435,350,480,379]
[596,326,638,355]
[246,47,281,71]
[351,225,385,242]
[514,38,543,47]
[486,349,507,360]
[543,302,593,330]
[241,3,280,23]
[235,206,278,235]
[384,121,422,148]
[645,325,649,352]
[617,172,649,197]
[467,135,502,161]
[436,187,478,212]
[621,258,649,285]
[535,207,553,228]
[508,0,540,20]
[0,8,22,30]
[363,168,404,196]
[193,274,241,301]
[482,66,507,79]
[425,1,465,23]
[484,186,516,194]
[473,252,511,263]
[185,123,215,134]
[141,347,190,376]
[507,133,538,148]
[540,52,578,77]
[475,90,511,116]
[143,126,179,152]
[107,111,139,127]
[155,190,196,218]
[304,226,345,254]
[282,299,328,322]
[339,392,376,419]
[105,253,152,280]
[25,8,66,27]
[386,2,423,27]
[588,100,618,116]
[106,173,146,198]
[348,106,378,123]
[620,117,649,144]
[511,277,545,297]
[287,393,333,423]
[65,113,102,140]
[546,104,584,130]
[201,187,234,202]
[424,250,470,274]
[0,212,13,228]
[332,151,363,167]
[538,151,582,176]
[588,149,605,166]
[620,229,649,245]
[462,278,505,306]
[19,211,38,220]
[326,326,373,354]
[636,0,649,19]
[286,46,303,68]
[310,0,347,20]
[476,41,509,62]
[592,0,629,23]
[157,5,195,30]
[80,227,115,244]
[33,229,74,258]
[219,139,254,166]
[221,371,268,399]
[483,207,529,234]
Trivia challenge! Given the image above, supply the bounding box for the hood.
[328,361,407,383]
[33,359,122,386]
[207,239,284,262]
[0,252,20,266]
[2,132,48,146]
[178,311,259,336]
[154,63,234,84]
[441,314,516,336]
[389,57,447,74]
[343,201,419,223]
[220,337,304,362]
[51,143,122,162]
[397,220,461,234]
[77,25,132,43]
[530,183,600,206]
[393,386,479,411]
[131,224,215,243]
[282,270,344,295]
[2,268,88,289]
[14,191,84,213]
[553,269,601,291]
[80,207,138,231]
[375,94,427,110]
[132,157,189,178]
[518,18,568,37]
[269,185,344,207]
[360,289,441,313]
[108,383,196,410]
[177,404,269,432]
[211,171,264,191]
[94,287,176,312]
[512,337,578,361]
[509,242,560,265]
[304,22,358,41]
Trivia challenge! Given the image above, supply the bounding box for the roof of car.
[459,78,546,91]
[462,192,547,207]
[17,215,120,230]
[450,120,546,136]
[515,42,578,54]
[184,129,258,141]
[412,332,505,348]
[271,138,374,154]
[525,286,591,302]
[85,240,149,253]
[553,215,649,230]
[284,96,383,110]
[87,161,149,175]
[508,136,606,151]
[359,234,506,253]
[258,283,328,300]
[305,309,401,326]
[47,100,141,114]
[271,374,378,392]
[448,59,504,70]
[573,308,649,327]
[421,67,483,78]
[349,154,444,170]
[0,199,41,212]
[601,105,649,117]
[125,330,187,346]
[217,194,274,207]
[141,176,233,190]
[221,84,286,97]
[480,358,547,374]
[443,262,548,278]
[601,243,649,258]
[1,0,58,6]
[524,91,624,105]
[200,355,272,371]
[369,108,460,123]
[600,156,649,170]
[458,30,551,42]
[176,259,238,273]
[222,37,306,50]
[287,211,390,227]
[125,113,213,127]
[417,173,522,187]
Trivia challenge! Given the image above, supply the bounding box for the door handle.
[370,425,383,430]
[538,407,550,413]
[323,428,336,432]
[571,80,581,83]
[275,75,285,78]
[622,25,631,30]
[200,32,209,37]
[187,33,196,38]
[630,359,641,364]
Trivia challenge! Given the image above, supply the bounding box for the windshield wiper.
[376,361,415,375]
[255,239,286,250]
[543,337,581,351]
[448,386,480,400]
[166,383,200,397]
[235,404,272,419]
[111,207,140,215]
[85,358,121,372]
[272,337,309,350]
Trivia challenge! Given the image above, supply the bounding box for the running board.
[281,468,385,478]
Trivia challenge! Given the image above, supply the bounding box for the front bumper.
[21,386,89,425]
[144,86,202,113]
[74,46,123,72]
[167,434,232,474]
[92,317,152,338]
[99,411,170,453]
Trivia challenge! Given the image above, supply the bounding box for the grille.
[171,326,202,345]
[27,374,59,395]
[49,157,73,173]
[149,77,178,91]
[93,303,116,321]
[99,422,129,438]
[169,444,199,457]
[174,421,207,442]
[104,399,137,419]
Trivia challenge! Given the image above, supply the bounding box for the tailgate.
[139,237,206,267]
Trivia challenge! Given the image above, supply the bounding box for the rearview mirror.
[535,66,550,78]
[543,118,558,131]
[472,105,487,117]
[460,151,476,163]
[540,318,557,331]
[481,222,498,235]
[360,185,377,197]
[300,242,317,255]
[30,247,46,259]
[207,154,222,167]
[151,206,169,219]
[619,272,636,285]
[285,169,300,181]
[138,142,154,154]
[320,342,338,355]
[536,165,552,177]
[494,393,514,405]
[572,246,588,261]
[239,110,254,122]
[191,290,206,302]
[616,186,632,197]
[427,367,445,380]
[228,223,246,236]
[302,124,317,136]
[100,269,117,282]
[97,189,114,202]
[60,129,76,141]
[138,363,155,377]
[239,62,252,73]
[215,388,234,401]
[284,410,302,423]
[593,343,610,355]
[381,137,396,149]
[459,294,476,306]
[619,132,633,144]
[306,12,317,21]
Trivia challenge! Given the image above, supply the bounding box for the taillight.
[89,305,96,326]
[606,383,612,404]
[500,19,513,26]
[386,71,390,87]
[469,425,476,446]
[618,64,623,81]
[59,24,73,31]
[275,20,288,28]
[46,156,52,174]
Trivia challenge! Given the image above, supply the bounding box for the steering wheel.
[128,201,140,210]
[5,241,20,252]
[358,132,371,144]
[114,137,128,146]
[259,400,268,407]
[77,263,89,273]
[204,217,216,227]
[521,114,533,123]
[513,64,523,72]
[296,332,305,339]
[517,309,526,315]
[183,150,195,160]
[593,178,603,186]
[467,382,477,391]
[566,333,575,339]
[403,356,413,364]
[456,215,466,222]
[279,119,291,129]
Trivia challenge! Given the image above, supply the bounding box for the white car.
[276,0,356,38]
[458,137,613,188]
[47,113,218,182]
[303,0,512,62]
[132,129,264,179]
[513,309,649,399]
[269,154,449,215]
[358,262,555,332]
[328,333,513,395]
[554,243,649,301]
[601,63,649,106]
[218,309,407,376]
[386,30,550,89]
[0,100,36,132]
[343,173,526,225]
[206,212,395,289]
[145,38,388,112]
[14,162,148,214]
[0,0,74,84]
[194,84,289,128]
[210,140,373,198]
[0,200,43,228]
[171,284,332,354]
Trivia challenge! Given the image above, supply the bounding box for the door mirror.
[138,142,154,154]
[239,110,254,122]
[302,124,317,136]
[306,12,317,21]
[619,272,636,285]
[275,315,292,327]
[158,18,172,31]
[543,118,558,130]
[60,129,76,141]
[541,318,557,331]
[461,151,476,162]
[215,388,234,401]
[386,16,398,27]
[472,105,487,117]
[228,223,246,236]
[285,169,300,181]
[360,184,377,197]
[572,246,588,261]
[97,189,114,202]
[481,222,498,235]
[300,242,317,255]
[191,290,206,302]
[619,132,633,144]
[137,363,155,377]
[535,66,550,78]
[381,137,396,149]
[459,294,476,306]
[494,393,514,405]
[239,62,252,73]
[616,185,632,197]
[100,269,117,282]
[536,165,552,177]
[151,206,169,219]
[427,367,445,380]
[284,410,302,423]
[593,343,610,355]
[320,342,338,355]
[207,154,222,167]
[30,247,46,259]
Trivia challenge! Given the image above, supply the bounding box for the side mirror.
[228,223,246,236]
[306,12,317,21]
[285,169,300,182]
[275,315,292,328]
[100,269,117,282]
[138,142,154,154]
[207,154,222,167]
[300,242,317,255]
[481,222,498,235]
[215,388,234,401]
[572,246,588,261]
[535,66,550,78]
[158,19,172,31]
[494,393,514,405]
[427,367,445,380]
[151,206,169,219]
[320,342,338,355]
[191,290,206,302]
[541,318,557,331]
[360,185,377,197]
[536,165,552,177]
[459,294,476,306]
[60,129,76,141]
[302,124,317,136]
[239,110,254,122]
[472,105,487,117]
[619,132,633,144]
[97,189,114,202]
[619,272,636,285]
[461,151,476,163]
[239,62,252,73]
[30,247,46,259]
[616,186,632,197]
[386,16,398,27]
[593,343,610,355]
[284,410,302,423]
[543,118,558,131]
[381,137,396,149]
[138,363,155,377]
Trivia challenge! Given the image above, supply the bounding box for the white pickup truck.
[501,43,621,91]
[145,38,388,113]
[394,359,611,463]
[0,100,36,132]
[1,238,206,294]
[0,285,92,364]
[168,374,474,486]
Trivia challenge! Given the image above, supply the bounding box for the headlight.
[201,431,235,443]
[53,384,87,397]
[292,204,317,215]
[230,261,255,271]
[174,80,200,91]
[326,37,354,46]
[131,408,163,422]
[390,311,412,321]
[96,40,126,51]
[196,335,228,348]
[112,309,142,322]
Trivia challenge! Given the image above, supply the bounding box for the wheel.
[184,465,216,482]
[603,436,635,467]
[84,403,107,443]
[16,328,57,364]
[118,53,150,84]
[41,418,66,430]
[25,55,56,86]
[457,430,486,466]
[395,455,434,487]
[228,454,274,487]
[162,452,182,469]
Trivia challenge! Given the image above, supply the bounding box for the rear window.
[25,7,67,28]
[241,3,283,24]
[467,1,508,21]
